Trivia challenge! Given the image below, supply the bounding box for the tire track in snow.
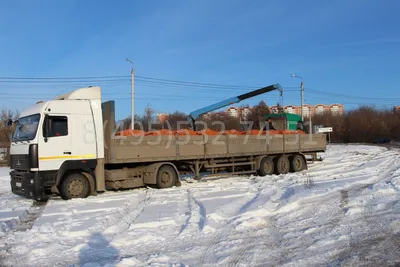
[225,187,347,267]
[226,217,294,267]
[193,193,207,232]
[306,179,394,264]
[175,189,206,238]
[57,189,154,267]
[0,201,47,267]
[0,200,46,233]
[105,210,396,266]
[5,145,398,267]
[320,156,400,265]
[219,176,303,266]
[295,151,400,228]
[176,189,192,237]
[103,189,153,235]
[199,176,272,266]
[103,148,400,265]
[225,152,400,266]
[232,154,398,266]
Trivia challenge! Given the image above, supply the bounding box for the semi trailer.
[8,85,327,201]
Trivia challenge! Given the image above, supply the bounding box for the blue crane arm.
[188,83,283,128]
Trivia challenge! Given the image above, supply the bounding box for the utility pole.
[291,74,304,121]
[300,80,304,121]
[305,99,312,134]
[126,58,134,130]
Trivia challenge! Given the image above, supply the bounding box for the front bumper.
[10,170,48,201]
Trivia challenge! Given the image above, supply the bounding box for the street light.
[126,58,134,130]
[291,74,304,121]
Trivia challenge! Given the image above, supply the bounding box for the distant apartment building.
[269,106,280,114]
[211,103,346,119]
[226,106,252,119]
[329,104,344,116]
[314,104,326,115]
[226,107,240,117]
[302,104,312,118]
[269,103,344,117]
[283,105,298,115]
[241,106,252,119]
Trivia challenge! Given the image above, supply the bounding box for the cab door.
[39,115,72,171]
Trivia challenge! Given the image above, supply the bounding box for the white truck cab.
[9,87,104,201]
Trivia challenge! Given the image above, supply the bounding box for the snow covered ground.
[0,144,399,267]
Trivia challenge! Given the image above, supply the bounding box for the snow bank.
[0,168,33,233]
[0,144,399,266]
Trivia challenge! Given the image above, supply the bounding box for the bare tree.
[312,105,400,143]
[142,104,155,131]
[167,111,188,130]
[116,103,400,143]
[0,108,19,163]
[250,100,270,129]
[117,114,143,131]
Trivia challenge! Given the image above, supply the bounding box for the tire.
[156,165,178,189]
[274,155,290,175]
[290,154,306,172]
[257,157,274,176]
[60,172,90,200]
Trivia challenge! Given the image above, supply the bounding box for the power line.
[136,75,262,89]
[306,88,400,101]
[0,78,130,84]
[304,95,400,103]
[0,75,293,91]
[0,75,256,89]
[0,75,129,80]
[2,74,398,102]
[0,91,289,99]
[0,81,299,93]
[0,96,289,102]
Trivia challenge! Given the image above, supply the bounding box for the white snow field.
[0,144,400,267]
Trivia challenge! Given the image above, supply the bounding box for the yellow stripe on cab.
[39,154,96,160]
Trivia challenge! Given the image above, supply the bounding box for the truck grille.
[10,154,30,170]
[12,171,25,183]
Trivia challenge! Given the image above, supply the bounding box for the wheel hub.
[264,162,271,172]
[68,179,84,196]
[281,159,289,171]
[161,172,171,184]
[295,159,301,168]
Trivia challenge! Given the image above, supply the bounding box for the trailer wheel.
[290,154,305,172]
[275,155,290,175]
[156,165,178,189]
[60,172,90,200]
[258,157,274,176]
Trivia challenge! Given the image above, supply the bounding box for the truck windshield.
[12,114,41,142]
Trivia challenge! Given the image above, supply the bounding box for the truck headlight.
[30,179,34,184]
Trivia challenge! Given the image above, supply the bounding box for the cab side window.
[43,116,68,137]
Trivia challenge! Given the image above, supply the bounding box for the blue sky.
[1,0,400,119]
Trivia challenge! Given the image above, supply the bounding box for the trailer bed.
[105,133,326,164]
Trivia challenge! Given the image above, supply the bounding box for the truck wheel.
[290,154,305,172]
[156,165,178,189]
[275,155,290,175]
[60,172,90,200]
[258,157,274,176]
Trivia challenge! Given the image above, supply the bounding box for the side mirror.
[43,114,49,142]
[6,119,13,127]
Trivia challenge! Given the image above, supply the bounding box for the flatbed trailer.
[8,86,327,201]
